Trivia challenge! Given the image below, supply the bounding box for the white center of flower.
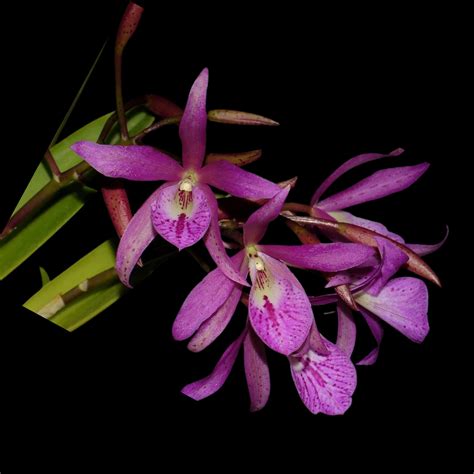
[179,179,194,192]
[254,257,265,271]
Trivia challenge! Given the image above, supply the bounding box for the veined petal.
[325,261,379,288]
[318,163,430,211]
[172,251,245,341]
[199,160,281,200]
[180,68,208,170]
[407,226,449,256]
[357,308,384,366]
[71,142,182,181]
[181,330,246,401]
[290,337,357,415]
[188,285,244,351]
[356,277,429,343]
[310,148,404,206]
[249,253,313,355]
[201,184,249,286]
[188,257,248,351]
[243,186,290,245]
[151,182,211,250]
[367,237,409,295]
[259,243,374,272]
[116,187,161,287]
[244,327,271,412]
[329,211,405,243]
[336,303,356,357]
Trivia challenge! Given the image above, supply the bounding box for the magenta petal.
[243,186,290,245]
[188,285,244,351]
[407,226,449,256]
[244,327,271,412]
[310,148,404,206]
[116,188,161,288]
[179,68,208,170]
[336,303,356,357]
[199,160,281,200]
[151,182,211,250]
[172,251,245,341]
[325,260,379,289]
[201,184,249,286]
[259,243,374,272]
[248,253,313,355]
[181,330,246,401]
[290,337,357,415]
[357,308,384,366]
[329,211,405,243]
[318,163,430,211]
[356,277,429,343]
[187,258,248,351]
[367,237,409,295]
[71,142,182,181]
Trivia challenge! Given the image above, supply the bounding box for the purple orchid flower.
[71,68,281,287]
[173,187,372,413]
[311,237,429,365]
[181,322,357,415]
[310,148,447,255]
[173,186,375,356]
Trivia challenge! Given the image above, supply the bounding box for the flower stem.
[115,2,145,143]
[133,116,181,143]
[282,202,313,215]
[115,54,129,142]
[43,149,62,179]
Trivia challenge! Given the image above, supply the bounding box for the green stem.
[38,268,118,319]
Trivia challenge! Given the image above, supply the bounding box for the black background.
[0,0,464,462]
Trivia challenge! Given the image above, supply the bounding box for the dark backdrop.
[1,0,462,461]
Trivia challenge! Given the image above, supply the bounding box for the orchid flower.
[181,322,357,414]
[311,237,429,365]
[71,68,281,287]
[173,186,375,356]
[310,148,447,255]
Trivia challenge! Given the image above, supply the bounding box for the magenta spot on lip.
[178,190,193,210]
[176,213,187,239]
[263,295,275,319]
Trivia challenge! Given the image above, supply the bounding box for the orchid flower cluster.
[71,67,445,415]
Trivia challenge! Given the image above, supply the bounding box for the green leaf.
[39,266,50,286]
[14,108,154,212]
[0,108,154,280]
[24,240,177,331]
[24,240,124,331]
[0,187,95,280]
